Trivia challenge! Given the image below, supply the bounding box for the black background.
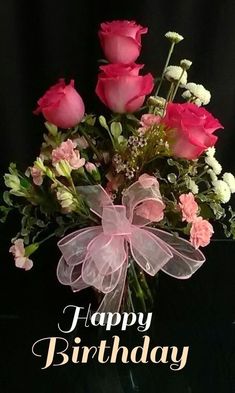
[0,1,235,392]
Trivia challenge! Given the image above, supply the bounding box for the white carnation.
[185,83,211,105]
[205,156,222,175]
[206,147,216,157]
[222,172,235,193]
[165,31,184,43]
[213,180,231,203]
[165,66,187,86]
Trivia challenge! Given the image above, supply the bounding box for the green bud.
[55,160,72,178]
[4,174,21,191]
[111,122,122,139]
[45,122,58,136]
[99,115,109,131]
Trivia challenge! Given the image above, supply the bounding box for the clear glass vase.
[121,256,158,313]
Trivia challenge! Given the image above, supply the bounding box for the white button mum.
[213,180,231,203]
[185,83,211,105]
[187,178,199,194]
[222,172,235,193]
[180,59,192,70]
[205,156,222,175]
[165,66,187,86]
[165,31,184,43]
[206,147,216,157]
[207,169,218,183]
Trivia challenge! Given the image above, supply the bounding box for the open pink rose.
[162,103,223,160]
[99,20,148,64]
[9,239,33,271]
[34,79,85,129]
[190,217,214,249]
[52,139,85,169]
[179,193,199,223]
[96,63,154,113]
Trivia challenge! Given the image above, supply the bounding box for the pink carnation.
[138,173,158,188]
[135,200,165,222]
[179,193,199,223]
[52,139,85,169]
[190,217,214,249]
[9,239,33,271]
[30,166,43,186]
[139,114,161,133]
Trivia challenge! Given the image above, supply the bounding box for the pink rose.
[135,200,165,222]
[34,79,85,129]
[96,63,154,113]
[162,103,223,159]
[179,193,199,223]
[190,217,214,249]
[9,239,33,271]
[52,139,85,169]
[99,20,148,64]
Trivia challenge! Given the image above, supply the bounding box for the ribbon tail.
[129,227,172,276]
[97,256,128,313]
[146,227,206,279]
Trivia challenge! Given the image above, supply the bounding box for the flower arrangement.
[2,20,235,312]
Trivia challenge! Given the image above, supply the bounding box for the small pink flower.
[52,139,85,169]
[85,162,97,173]
[138,173,158,188]
[9,239,33,271]
[141,114,161,127]
[30,166,43,186]
[190,217,214,249]
[179,193,199,223]
[135,200,165,222]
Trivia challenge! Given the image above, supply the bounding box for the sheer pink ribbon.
[57,179,205,312]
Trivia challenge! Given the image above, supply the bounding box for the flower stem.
[155,42,175,97]
[171,68,185,101]
[129,260,147,312]
[79,126,103,162]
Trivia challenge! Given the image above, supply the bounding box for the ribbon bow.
[57,176,205,312]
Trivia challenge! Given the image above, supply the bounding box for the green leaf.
[3,191,13,206]
[0,205,12,223]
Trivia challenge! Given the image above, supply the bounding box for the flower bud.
[4,174,21,191]
[54,160,72,178]
[85,162,101,182]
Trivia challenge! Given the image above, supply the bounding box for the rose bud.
[99,20,148,64]
[162,103,223,160]
[34,79,85,129]
[95,63,154,113]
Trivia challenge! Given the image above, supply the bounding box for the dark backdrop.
[0,1,235,392]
